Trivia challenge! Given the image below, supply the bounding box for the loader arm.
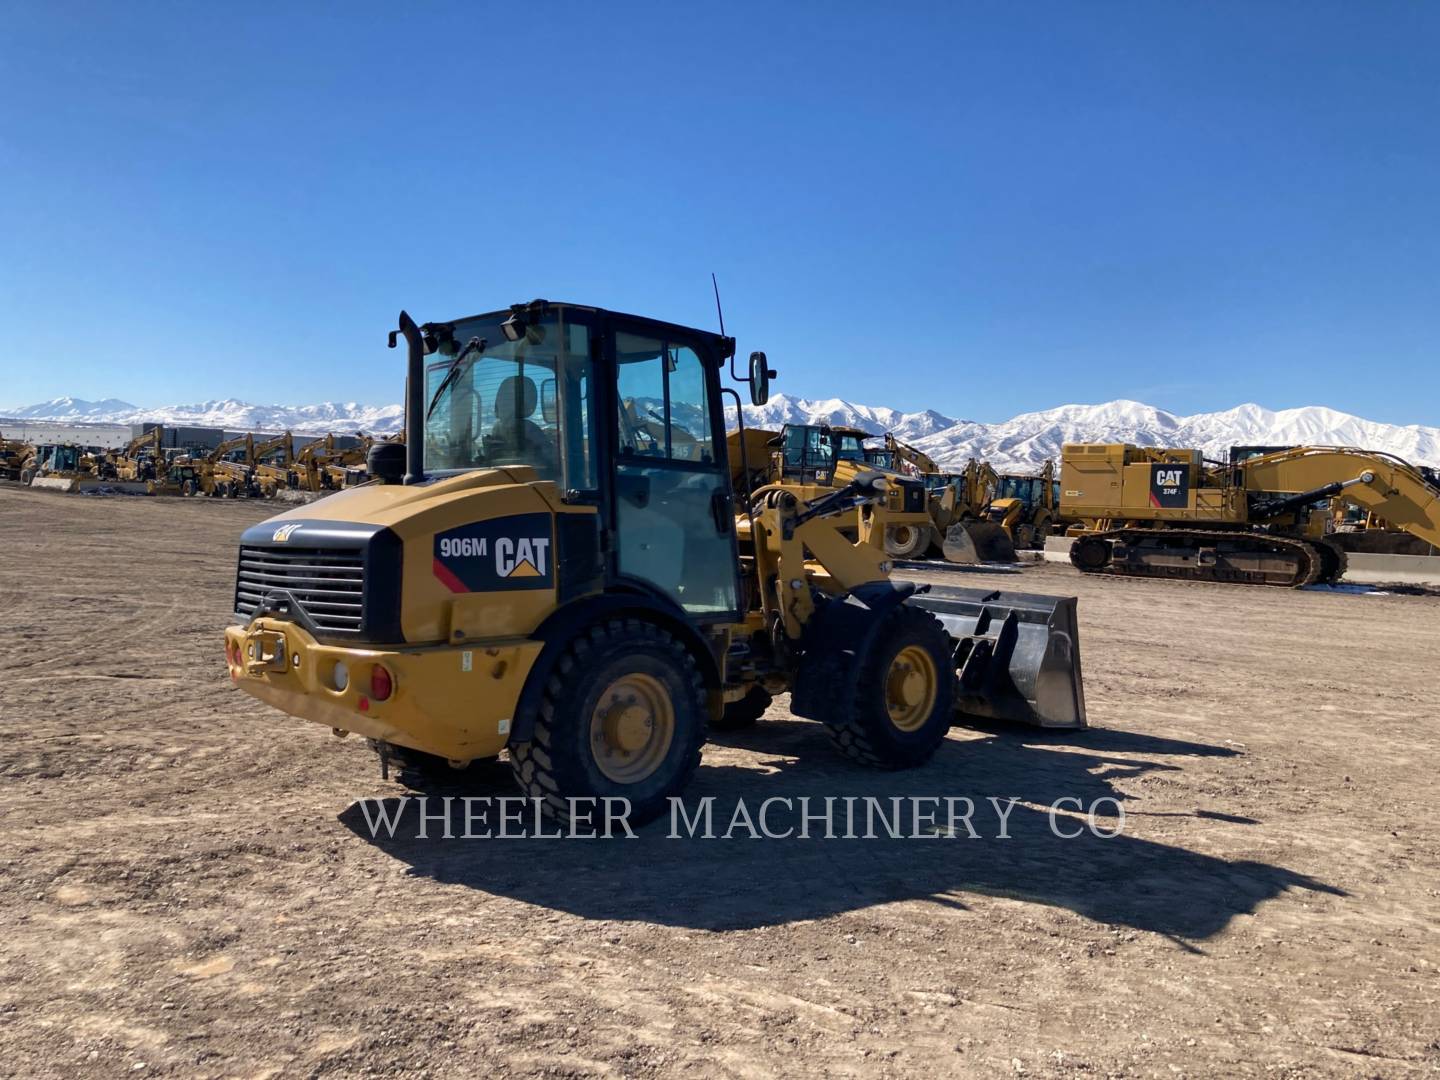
[1241,448,1440,550]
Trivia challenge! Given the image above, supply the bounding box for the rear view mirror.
[749,351,773,407]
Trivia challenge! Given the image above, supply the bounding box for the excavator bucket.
[942,521,1017,564]
[912,586,1086,728]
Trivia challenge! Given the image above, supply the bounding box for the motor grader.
[1062,442,1440,587]
[225,300,1086,825]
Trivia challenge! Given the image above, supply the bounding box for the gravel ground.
[1,485,1438,1077]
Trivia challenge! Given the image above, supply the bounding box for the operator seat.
[489,375,555,474]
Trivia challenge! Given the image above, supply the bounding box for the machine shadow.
[338,720,1341,938]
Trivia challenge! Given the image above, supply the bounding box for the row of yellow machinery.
[1,426,396,497]
[214,297,1440,826]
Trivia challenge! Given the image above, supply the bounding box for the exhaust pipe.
[390,311,426,486]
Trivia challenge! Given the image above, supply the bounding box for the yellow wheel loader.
[225,301,1085,825]
[0,432,32,482]
[1062,443,1440,587]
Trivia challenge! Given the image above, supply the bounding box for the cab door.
[609,325,740,620]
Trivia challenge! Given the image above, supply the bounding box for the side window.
[614,332,716,465]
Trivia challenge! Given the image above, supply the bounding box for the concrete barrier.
[1041,535,1440,587]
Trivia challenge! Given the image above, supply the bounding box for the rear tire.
[510,619,706,827]
[20,469,33,486]
[712,686,772,731]
[883,523,934,560]
[821,604,954,769]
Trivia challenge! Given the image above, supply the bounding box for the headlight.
[332,661,349,692]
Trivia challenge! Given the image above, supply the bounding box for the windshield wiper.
[426,337,487,419]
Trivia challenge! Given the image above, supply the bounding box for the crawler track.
[1069,527,1342,588]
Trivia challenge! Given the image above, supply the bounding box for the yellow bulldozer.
[1062,442,1440,587]
[225,300,1086,825]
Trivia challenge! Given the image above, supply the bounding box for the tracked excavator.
[224,300,1086,824]
[1063,443,1440,587]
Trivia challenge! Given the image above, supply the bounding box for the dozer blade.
[942,522,1017,564]
[911,586,1086,728]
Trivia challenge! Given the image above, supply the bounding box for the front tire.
[510,619,706,827]
[821,604,954,769]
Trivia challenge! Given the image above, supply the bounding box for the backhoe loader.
[27,443,105,492]
[1063,443,1440,586]
[983,462,1061,550]
[250,432,295,497]
[881,434,1015,562]
[197,435,262,497]
[225,300,1086,825]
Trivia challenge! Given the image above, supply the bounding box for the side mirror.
[749,351,774,407]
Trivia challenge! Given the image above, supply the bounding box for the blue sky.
[2,2,1436,424]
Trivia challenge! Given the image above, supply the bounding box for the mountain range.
[5,394,1437,472]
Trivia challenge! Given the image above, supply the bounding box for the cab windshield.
[424,310,596,488]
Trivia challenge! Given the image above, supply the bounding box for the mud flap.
[910,587,1086,729]
[942,522,1017,564]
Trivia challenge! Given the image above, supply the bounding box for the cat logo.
[432,513,555,593]
[1148,463,1190,509]
[495,536,550,578]
[272,523,304,543]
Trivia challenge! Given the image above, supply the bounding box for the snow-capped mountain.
[0,397,404,435]
[742,394,960,442]
[738,397,1440,472]
[4,397,141,420]
[5,394,1437,472]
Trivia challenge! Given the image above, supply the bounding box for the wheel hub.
[885,645,939,732]
[589,673,675,783]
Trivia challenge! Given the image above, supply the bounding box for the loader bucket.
[942,521,1017,564]
[911,585,1086,728]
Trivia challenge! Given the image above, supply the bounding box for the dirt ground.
[1,485,1438,1079]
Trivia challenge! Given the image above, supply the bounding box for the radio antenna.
[710,272,726,337]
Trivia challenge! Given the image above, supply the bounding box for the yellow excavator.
[225,300,1086,824]
[1063,443,1440,586]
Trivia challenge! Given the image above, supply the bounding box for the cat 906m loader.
[224,301,1085,824]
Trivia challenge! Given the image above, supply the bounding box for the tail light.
[370,665,393,702]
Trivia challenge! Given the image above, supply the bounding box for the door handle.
[711,490,733,534]
[616,472,650,508]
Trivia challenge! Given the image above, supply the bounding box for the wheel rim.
[885,645,939,732]
[589,672,675,783]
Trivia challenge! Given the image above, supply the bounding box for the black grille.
[236,545,366,633]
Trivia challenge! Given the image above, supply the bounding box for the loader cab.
[416,301,742,620]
